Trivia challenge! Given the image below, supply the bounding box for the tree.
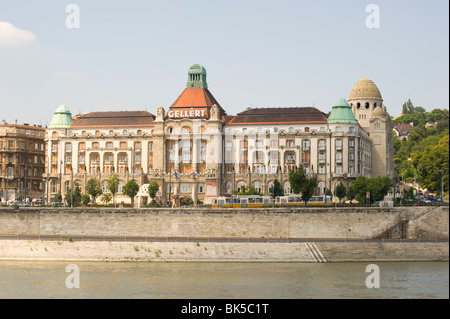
[65,186,82,207]
[289,166,307,195]
[349,176,368,202]
[86,179,102,204]
[301,175,318,205]
[334,182,347,203]
[81,194,90,206]
[100,193,112,206]
[269,179,284,198]
[402,99,414,114]
[148,181,159,204]
[367,176,393,202]
[107,174,120,207]
[288,166,318,205]
[123,179,139,207]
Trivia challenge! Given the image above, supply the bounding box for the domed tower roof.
[371,106,386,117]
[349,77,382,100]
[327,98,358,124]
[48,105,73,128]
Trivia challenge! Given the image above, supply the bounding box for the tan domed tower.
[348,78,394,179]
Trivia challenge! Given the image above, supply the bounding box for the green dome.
[327,98,358,124]
[48,105,73,128]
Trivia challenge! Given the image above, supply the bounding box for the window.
[65,143,72,152]
[349,152,354,161]
[273,127,278,133]
[304,127,309,133]
[123,130,128,135]
[288,127,294,133]
[302,140,310,150]
[270,139,278,148]
[318,165,326,174]
[52,131,58,139]
[120,142,127,149]
[198,184,204,193]
[134,154,141,164]
[109,130,114,136]
[349,166,354,174]
[92,142,99,149]
[349,139,355,147]
[357,103,361,109]
[78,142,86,150]
[335,165,342,175]
[81,131,86,136]
[134,142,141,151]
[180,183,191,193]
[95,130,100,136]
[335,139,342,150]
[106,142,113,149]
[349,126,355,134]
[287,140,295,147]
[148,142,153,152]
[365,102,370,109]
[137,130,142,135]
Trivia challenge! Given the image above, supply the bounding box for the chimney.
[1,120,6,125]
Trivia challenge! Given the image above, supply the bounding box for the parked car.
[8,201,29,207]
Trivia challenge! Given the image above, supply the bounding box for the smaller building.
[0,121,46,204]
[393,122,414,140]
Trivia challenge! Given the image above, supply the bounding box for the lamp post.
[59,160,62,206]
[232,164,235,207]
[441,170,447,204]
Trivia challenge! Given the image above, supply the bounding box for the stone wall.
[407,206,449,240]
[0,206,443,239]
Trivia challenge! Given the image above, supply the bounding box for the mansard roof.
[70,111,155,128]
[225,107,328,125]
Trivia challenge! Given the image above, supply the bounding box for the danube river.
[0,261,447,299]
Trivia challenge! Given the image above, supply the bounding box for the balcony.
[318,145,326,151]
[335,145,342,151]
[104,160,114,166]
[302,146,310,151]
[318,158,326,164]
[336,158,343,164]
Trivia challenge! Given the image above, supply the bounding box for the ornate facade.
[44,65,393,206]
[0,121,46,204]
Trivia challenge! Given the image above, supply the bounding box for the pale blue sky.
[0,0,448,126]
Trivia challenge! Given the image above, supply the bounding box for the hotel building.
[44,65,393,205]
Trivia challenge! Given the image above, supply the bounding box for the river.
[0,261,447,299]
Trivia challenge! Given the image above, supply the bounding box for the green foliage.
[86,179,102,201]
[348,176,392,203]
[402,99,415,115]
[65,186,82,207]
[269,179,284,197]
[288,166,318,204]
[100,193,112,206]
[393,104,449,194]
[148,181,159,200]
[123,179,139,206]
[235,185,262,196]
[107,175,120,207]
[334,182,347,202]
[81,194,91,206]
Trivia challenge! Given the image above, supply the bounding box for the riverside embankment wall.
[0,206,448,239]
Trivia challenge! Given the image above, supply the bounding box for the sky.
[0,0,448,126]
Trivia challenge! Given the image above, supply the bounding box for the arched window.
[365,102,370,109]
[357,103,361,109]
[237,181,247,193]
[253,181,262,193]
[225,181,232,194]
[283,181,292,194]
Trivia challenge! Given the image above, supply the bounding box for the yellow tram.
[212,194,332,208]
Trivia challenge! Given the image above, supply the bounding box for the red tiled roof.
[225,107,328,125]
[70,111,155,128]
[393,123,413,136]
[170,88,221,109]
